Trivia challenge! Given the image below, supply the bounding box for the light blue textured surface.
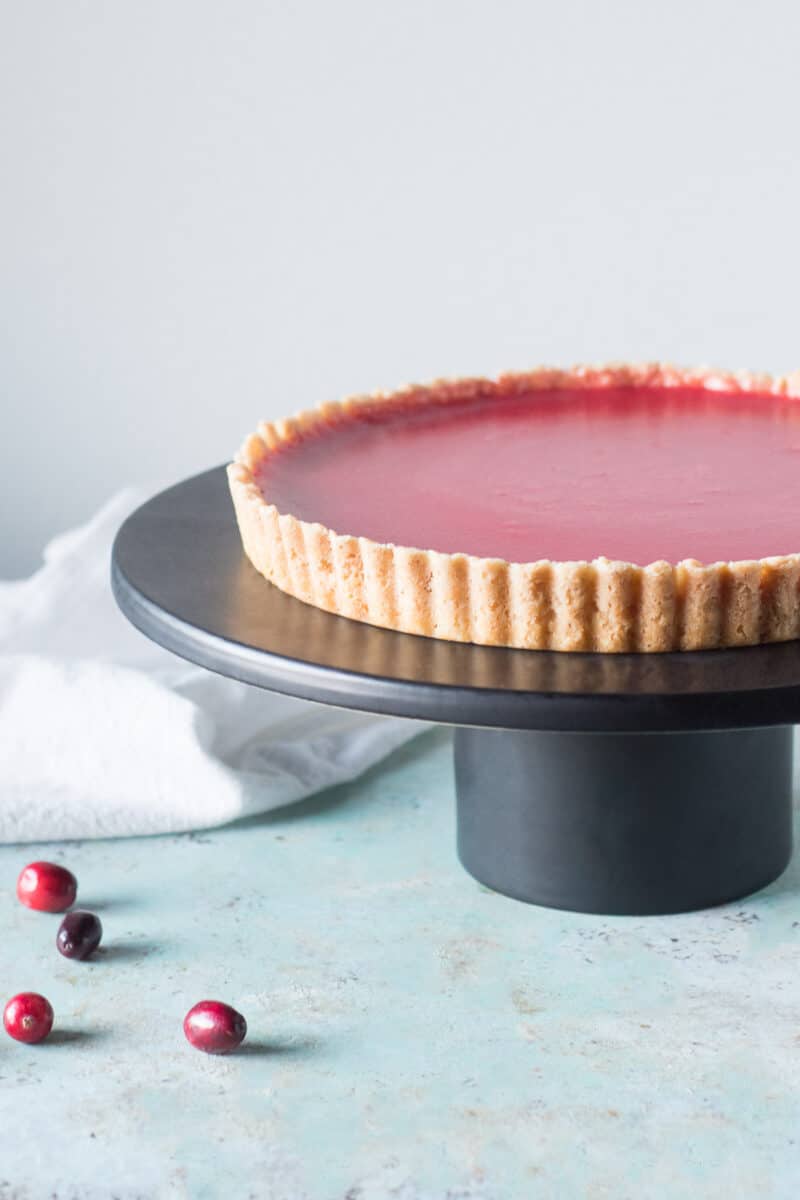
[1,726,799,1199]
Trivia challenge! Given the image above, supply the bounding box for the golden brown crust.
[228,363,800,653]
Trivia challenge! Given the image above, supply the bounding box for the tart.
[227,364,800,654]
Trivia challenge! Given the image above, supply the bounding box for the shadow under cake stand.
[111,467,800,916]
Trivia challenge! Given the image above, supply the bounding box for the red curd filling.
[255,385,800,566]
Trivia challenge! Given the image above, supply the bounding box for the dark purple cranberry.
[184,1000,247,1054]
[56,910,103,960]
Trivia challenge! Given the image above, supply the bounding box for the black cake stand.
[111,467,800,916]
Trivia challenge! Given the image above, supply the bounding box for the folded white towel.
[0,490,422,841]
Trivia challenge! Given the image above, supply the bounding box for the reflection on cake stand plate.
[112,467,800,916]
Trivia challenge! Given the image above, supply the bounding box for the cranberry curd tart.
[227,364,800,654]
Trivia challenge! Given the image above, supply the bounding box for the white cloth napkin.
[0,489,423,842]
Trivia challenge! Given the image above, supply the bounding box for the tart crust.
[228,363,800,653]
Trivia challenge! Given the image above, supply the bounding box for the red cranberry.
[183,1000,247,1054]
[57,910,102,960]
[4,993,54,1044]
[17,861,77,912]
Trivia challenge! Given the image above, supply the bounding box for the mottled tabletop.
[1,727,799,1200]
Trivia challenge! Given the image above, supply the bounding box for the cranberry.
[56,910,102,960]
[184,1000,247,1054]
[4,993,54,1044]
[17,861,77,912]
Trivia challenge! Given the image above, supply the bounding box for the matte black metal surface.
[455,726,794,914]
[111,466,800,732]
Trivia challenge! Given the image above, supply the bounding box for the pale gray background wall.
[2,1,800,576]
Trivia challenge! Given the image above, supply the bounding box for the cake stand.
[111,467,800,916]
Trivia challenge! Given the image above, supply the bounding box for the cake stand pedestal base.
[455,726,794,915]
